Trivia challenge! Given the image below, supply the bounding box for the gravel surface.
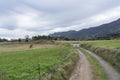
[84,48,120,80]
[69,48,93,80]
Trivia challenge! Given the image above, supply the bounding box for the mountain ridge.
[50,18,120,39]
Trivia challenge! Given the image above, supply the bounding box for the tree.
[18,38,22,43]
[25,35,29,42]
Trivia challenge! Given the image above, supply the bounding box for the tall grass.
[0,45,79,80]
[80,43,120,73]
[39,45,79,80]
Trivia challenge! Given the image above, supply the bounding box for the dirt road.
[70,44,120,80]
[84,49,120,80]
[69,49,93,80]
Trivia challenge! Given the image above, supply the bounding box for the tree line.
[0,35,71,42]
[0,33,120,42]
[0,38,8,42]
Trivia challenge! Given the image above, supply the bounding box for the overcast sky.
[0,0,120,39]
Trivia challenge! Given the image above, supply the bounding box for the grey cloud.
[0,26,16,30]
[22,0,120,28]
[0,0,120,39]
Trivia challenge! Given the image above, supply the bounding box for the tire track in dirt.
[84,48,120,80]
[69,48,93,80]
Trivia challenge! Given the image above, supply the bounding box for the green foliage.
[41,46,79,80]
[83,40,120,48]
[0,70,9,80]
[0,45,79,80]
[0,38,8,42]
[32,35,70,41]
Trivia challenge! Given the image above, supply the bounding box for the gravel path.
[69,49,93,80]
[84,48,120,80]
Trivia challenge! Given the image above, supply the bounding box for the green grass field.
[83,40,120,48]
[0,45,76,80]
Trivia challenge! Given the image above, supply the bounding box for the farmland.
[0,43,79,80]
[82,40,120,48]
[0,40,119,80]
[0,43,58,52]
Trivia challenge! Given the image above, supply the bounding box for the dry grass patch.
[0,44,58,52]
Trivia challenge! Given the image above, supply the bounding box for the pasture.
[0,42,78,80]
[82,40,120,48]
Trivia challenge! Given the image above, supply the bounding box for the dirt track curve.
[69,44,120,80]
[69,48,93,80]
[84,48,120,80]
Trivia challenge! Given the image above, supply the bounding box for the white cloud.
[84,6,120,28]
[0,0,120,39]
[0,28,35,39]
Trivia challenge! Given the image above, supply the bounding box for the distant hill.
[50,18,120,40]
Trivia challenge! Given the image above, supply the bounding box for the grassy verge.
[41,45,79,80]
[80,43,120,73]
[0,45,79,80]
[81,40,120,49]
[79,48,108,80]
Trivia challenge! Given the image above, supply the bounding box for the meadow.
[82,40,120,48]
[0,43,79,80]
